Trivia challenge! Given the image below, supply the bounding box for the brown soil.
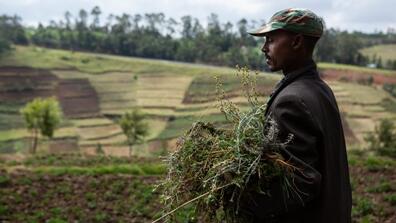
[0,67,100,118]
[0,161,394,222]
[320,69,396,85]
[146,138,179,154]
[48,139,79,154]
[0,67,57,102]
[341,113,359,145]
[349,162,396,223]
[56,79,100,118]
[0,171,161,223]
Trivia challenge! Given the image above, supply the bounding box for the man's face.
[261,30,297,72]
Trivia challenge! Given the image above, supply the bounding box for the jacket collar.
[264,60,318,116]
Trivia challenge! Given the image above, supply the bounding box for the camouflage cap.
[248,8,324,37]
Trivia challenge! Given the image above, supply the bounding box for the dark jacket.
[240,61,352,223]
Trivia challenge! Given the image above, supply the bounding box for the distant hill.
[0,45,395,156]
[360,44,396,67]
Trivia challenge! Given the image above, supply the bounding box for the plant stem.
[152,183,231,223]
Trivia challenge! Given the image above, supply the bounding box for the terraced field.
[360,44,396,65]
[329,81,396,144]
[0,45,395,156]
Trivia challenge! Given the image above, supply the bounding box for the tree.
[64,11,72,30]
[0,15,28,45]
[365,119,396,158]
[90,6,102,31]
[181,15,193,39]
[117,109,149,157]
[315,28,337,62]
[334,31,363,64]
[377,56,383,68]
[20,98,63,154]
[0,37,10,55]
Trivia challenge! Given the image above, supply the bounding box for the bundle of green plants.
[155,67,299,223]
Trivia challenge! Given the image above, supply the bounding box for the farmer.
[240,8,352,222]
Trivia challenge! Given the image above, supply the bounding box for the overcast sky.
[0,0,395,33]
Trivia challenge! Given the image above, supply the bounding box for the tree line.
[1,7,396,70]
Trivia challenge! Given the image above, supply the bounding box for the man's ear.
[291,34,304,50]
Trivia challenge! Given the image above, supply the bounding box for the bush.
[383,83,396,98]
[365,119,396,158]
[117,109,149,157]
[81,58,90,64]
[20,97,63,153]
[352,197,374,217]
[0,38,11,55]
[0,175,10,186]
[384,193,396,206]
[366,180,392,193]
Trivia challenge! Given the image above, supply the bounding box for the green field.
[318,62,396,76]
[0,45,396,156]
[0,45,237,75]
[0,45,396,222]
[360,44,396,65]
[0,152,395,222]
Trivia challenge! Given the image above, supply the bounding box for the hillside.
[360,44,396,67]
[0,45,396,156]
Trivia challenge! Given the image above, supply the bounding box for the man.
[239,8,352,222]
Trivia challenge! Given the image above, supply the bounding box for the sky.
[0,0,395,33]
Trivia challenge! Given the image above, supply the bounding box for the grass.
[366,180,392,193]
[332,82,389,105]
[78,134,127,146]
[381,98,396,113]
[364,156,396,171]
[0,101,25,114]
[0,151,395,222]
[360,44,396,64]
[33,163,166,176]
[0,127,78,154]
[72,118,114,127]
[318,62,396,76]
[53,70,192,114]
[157,113,229,140]
[384,193,396,206]
[1,45,238,76]
[1,45,396,155]
[22,153,157,166]
[0,139,28,153]
[327,81,396,143]
[0,175,10,186]
[185,73,277,103]
[145,119,168,141]
[0,169,164,222]
[136,75,194,109]
[86,73,137,113]
[98,92,137,102]
[352,197,375,217]
[0,113,25,131]
[77,124,122,140]
[0,129,28,141]
[8,153,166,175]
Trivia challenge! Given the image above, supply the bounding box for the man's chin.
[268,66,280,72]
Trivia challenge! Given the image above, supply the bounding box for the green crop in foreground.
[155,67,299,223]
[33,163,166,176]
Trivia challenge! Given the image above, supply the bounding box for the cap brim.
[247,24,276,36]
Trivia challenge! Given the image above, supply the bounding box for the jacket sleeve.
[239,94,322,220]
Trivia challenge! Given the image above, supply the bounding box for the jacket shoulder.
[273,77,334,108]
